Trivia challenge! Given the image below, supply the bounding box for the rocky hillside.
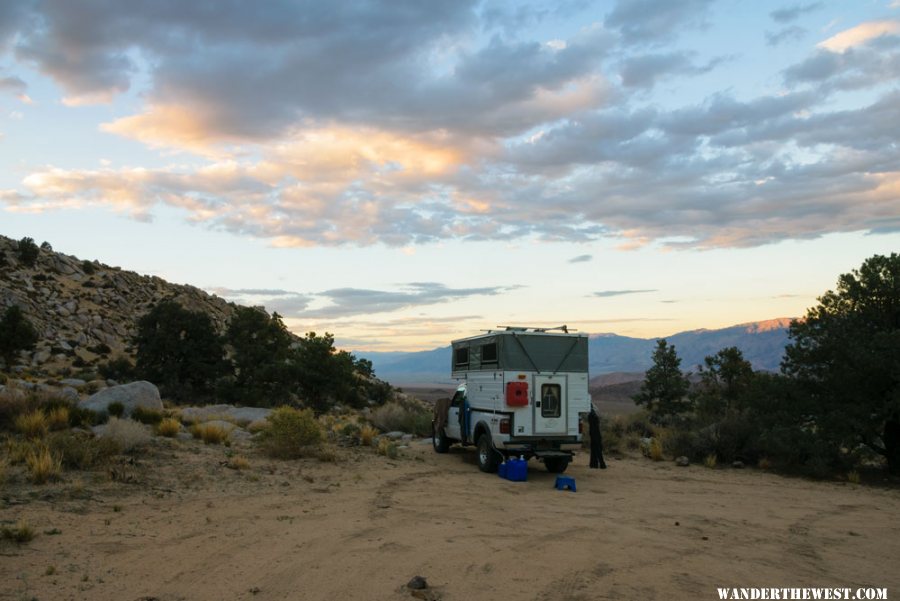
[0,234,235,375]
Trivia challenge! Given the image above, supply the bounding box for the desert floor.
[2,437,899,601]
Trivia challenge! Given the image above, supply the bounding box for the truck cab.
[432,327,591,473]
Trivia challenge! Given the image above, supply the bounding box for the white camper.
[432,326,591,473]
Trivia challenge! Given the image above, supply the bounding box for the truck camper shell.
[433,326,592,474]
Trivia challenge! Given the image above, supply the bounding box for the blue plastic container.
[498,462,508,479]
[506,457,528,482]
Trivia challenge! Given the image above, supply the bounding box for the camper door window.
[454,347,469,368]
[541,384,561,418]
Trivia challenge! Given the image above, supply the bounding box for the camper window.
[481,343,498,365]
[541,384,561,418]
[454,347,469,368]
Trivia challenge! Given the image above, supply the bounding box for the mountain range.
[362,319,794,385]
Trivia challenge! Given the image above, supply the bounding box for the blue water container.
[507,457,528,482]
[498,461,508,479]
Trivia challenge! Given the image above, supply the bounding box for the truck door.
[533,375,567,435]
[446,389,464,441]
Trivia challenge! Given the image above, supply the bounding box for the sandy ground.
[2,437,899,601]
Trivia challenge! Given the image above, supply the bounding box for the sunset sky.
[1,0,899,351]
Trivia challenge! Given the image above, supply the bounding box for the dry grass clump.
[257,406,323,459]
[25,444,62,484]
[359,425,378,446]
[316,446,340,463]
[190,423,231,445]
[847,470,861,484]
[0,458,7,487]
[15,410,48,439]
[704,453,718,469]
[131,406,163,425]
[102,417,151,452]
[156,417,181,437]
[648,437,664,461]
[1,519,35,544]
[376,437,399,459]
[46,406,70,431]
[47,431,121,470]
[3,438,31,464]
[757,457,772,470]
[226,455,250,470]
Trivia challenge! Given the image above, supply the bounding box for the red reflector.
[500,418,510,434]
[505,381,528,406]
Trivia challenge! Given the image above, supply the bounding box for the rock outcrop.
[79,381,164,416]
[0,234,236,375]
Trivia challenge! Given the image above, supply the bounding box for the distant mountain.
[364,319,794,385]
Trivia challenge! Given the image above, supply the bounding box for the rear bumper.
[495,437,581,453]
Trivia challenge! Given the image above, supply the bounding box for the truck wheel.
[432,423,450,453]
[477,434,500,473]
[544,457,570,474]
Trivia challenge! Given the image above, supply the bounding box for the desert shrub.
[26,444,62,483]
[370,401,431,436]
[46,406,70,431]
[15,410,48,439]
[662,427,696,459]
[102,418,150,452]
[1,519,35,544]
[131,406,162,425]
[0,305,39,367]
[16,237,39,266]
[190,423,230,445]
[375,437,399,459]
[0,458,7,486]
[98,356,135,382]
[316,446,340,462]
[359,425,378,446]
[340,422,361,438]
[257,406,323,459]
[68,406,103,428]
[47,431,121,470]
[106,402,125,418]
[81,260,96,275]
[156,418,181,437]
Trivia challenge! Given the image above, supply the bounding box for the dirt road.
[3,438,898,600]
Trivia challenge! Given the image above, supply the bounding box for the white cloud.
[818,20,900,52]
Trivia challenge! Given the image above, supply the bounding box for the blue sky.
[1,0,898,350]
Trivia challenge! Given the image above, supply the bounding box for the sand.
[2,438,899,601]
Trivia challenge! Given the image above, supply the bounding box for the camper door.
[533,375,567,435]
[446,389,464,440]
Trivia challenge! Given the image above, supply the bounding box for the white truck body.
[433,328,591,473]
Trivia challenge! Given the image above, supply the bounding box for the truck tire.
[476,433,500,473]
[432,423,450,453]
[544,456,570,474]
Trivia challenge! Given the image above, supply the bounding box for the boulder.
[181,404,271,426]
[80,380,162,416]
[675,456,690,467]
[59,378,87,388]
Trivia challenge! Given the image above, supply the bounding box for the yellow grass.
[156,418,182,437]
[705,453,718,469]
[26,444,62,484]
[649,437,664,461]
[15,410,48,439]
[847,470,861,484]
[46,406,70,431]
[359,425,378,447]
[191,423,231,445]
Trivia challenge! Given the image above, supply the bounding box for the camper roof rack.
[490,325,574,334]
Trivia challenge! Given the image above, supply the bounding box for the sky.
[1,0,899,352]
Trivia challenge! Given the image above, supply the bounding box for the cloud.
[818,20,900,52]
[0,75,26,95]
[207,287,313,317]
[619,52,725,88]
[301,283,519,318]
[770,3,823,24]
[592,289,657,298]
[568,254,593,263]
[606,0,713,45]
[766,26,807,46]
